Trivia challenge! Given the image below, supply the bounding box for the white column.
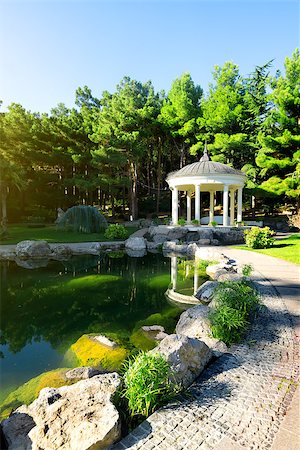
[230,189,235,226]
[237,187,243,223]
[209,191,214,223]
[186,191,192,224]
[223,185,229,226]
[193,269,199,295]
[172,187,178,225]
[195,184,201,222]
[171,256,177,291]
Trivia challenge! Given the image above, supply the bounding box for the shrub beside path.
[112,249,299,450]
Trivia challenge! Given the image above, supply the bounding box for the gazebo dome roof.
[167,147,245,180]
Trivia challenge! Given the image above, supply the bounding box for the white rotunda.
[166,146,246,226]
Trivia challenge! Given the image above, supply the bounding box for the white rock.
[65,367,101,380]
[2,373,121,450]
[175,305,227,357]
[206,263,230,280]
[217,272,244,282]
[51,244,73,260]
[125,237,147,251]
[93,335,118,348]
[15,240,51,259]
[141,325,165,332]
[151,334,212,388]
[195,281,219,304]
[176,305,211,339]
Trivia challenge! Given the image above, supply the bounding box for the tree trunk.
[179,144,185,169]
[129,161,138,220]
[156,138,162,215]
[1,187,8,236]
[111,193,115,218]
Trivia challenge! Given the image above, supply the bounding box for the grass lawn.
[0,224,139,245]
[235,233,300,265]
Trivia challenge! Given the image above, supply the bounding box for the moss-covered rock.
[64,334,128,370]
[130,307,181,351]
[130,329,157,351]
[0,368,71,420]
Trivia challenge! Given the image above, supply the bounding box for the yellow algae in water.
[0,368,72,420]
[67,334,127,370]
[65,274,121,290]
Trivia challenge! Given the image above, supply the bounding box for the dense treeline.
[0,49,299,231]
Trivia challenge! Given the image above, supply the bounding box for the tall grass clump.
[57,205,107,233]
[121,352,179,418]
[209,281,260,345]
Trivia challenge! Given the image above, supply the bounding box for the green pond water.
[0,252,207,401]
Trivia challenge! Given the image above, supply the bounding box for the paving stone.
[110,258,299,450]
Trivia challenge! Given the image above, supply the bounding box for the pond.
[0,252,208,402]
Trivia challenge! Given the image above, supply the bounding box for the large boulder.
[15,240,51,259]
[152,334,212,388]
[51,244,73,260]
[176,305,211,339]
[206,263,228,280]
[217,272,244,282]
[175,305,227,356]
[125,237,146,251]
[195,281,219,304]
[2,373,121,450]
[162,241,188,254]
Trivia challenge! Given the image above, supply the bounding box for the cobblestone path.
[111,277,299,449]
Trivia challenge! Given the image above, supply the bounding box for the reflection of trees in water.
[0,254,173,354]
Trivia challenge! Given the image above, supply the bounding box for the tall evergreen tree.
[91,77,160,219]
[256,49,300,208]
[159,72,202,167]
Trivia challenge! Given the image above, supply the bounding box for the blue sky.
[0,0,299,113]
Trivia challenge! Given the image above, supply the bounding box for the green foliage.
[121,352,179,417]
[104,224,128,240]
[244,226,275,249]
[209,220,218,227]
[0,224,138,244]
[209,281,260,345]
[192,219,199,225]
[235,233,300,264]
[242,264,253,277]
[57,205,108,234]
[209,305,248,344]
[177,218,186,226]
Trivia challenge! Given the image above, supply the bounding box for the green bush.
[121,352,179,417]
[104,224,128,240]
[242,263,253,277]
[209,281,260,345]
[244,226,275,249]
[177,218,186,226]
[192,219,199,225]
[57,205,107,233]
[209,220,218,227]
